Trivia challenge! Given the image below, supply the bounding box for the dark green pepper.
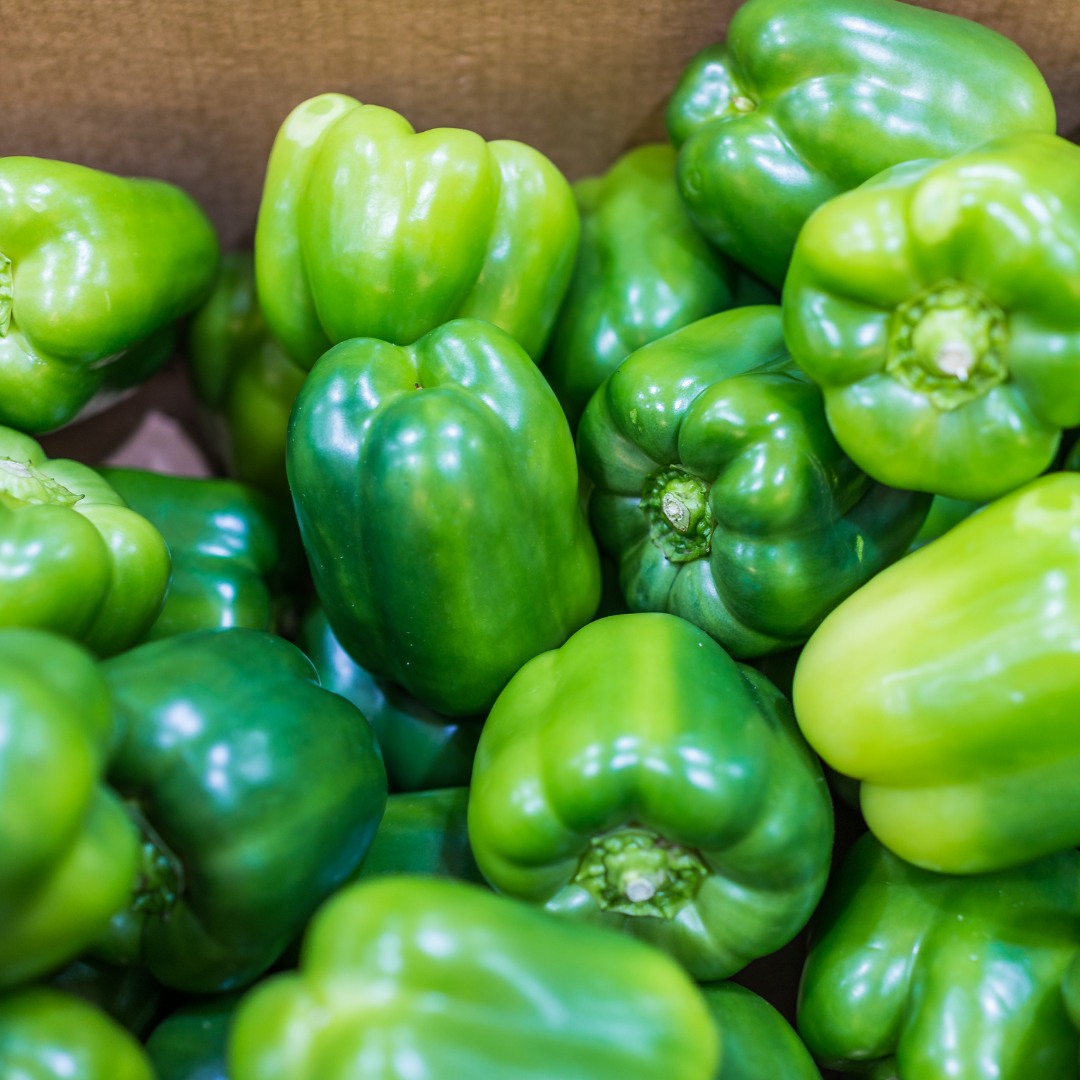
[299,604,482,792]
[578,307,928,658]
[98,629,387,992]
[468,613,833,980]
[186,252,305,501]
[666,0,1055,288]
[0,156,219,432]
[49,957,161,1038]
[101,468,301,641]
[147,995,238,1080]
[289,318,600,716]
[908,496,984,551]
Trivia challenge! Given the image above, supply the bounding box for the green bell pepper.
[0,156,219,432]
[799,833,1080,1080]
[350,788,483,885]
[784,132,1080,500]
[703,983,821,1080]
[542,143,773,428]
[228,876,720,1080]
[468,613,832,981]
[98,628,387,992]
[299,604,482,791]
[257,94,578,369]
[187,252,305,501]
[0,629,138,990]
[147,994,238,1080]
[289,318,600,716]
[579,307,929,659]
[0,987,154,1080]
[49,957,161,1038]
[794,473,1080,875]
[908,496,984,551]
[666,0,1055,289]
[101,468,301,641]
[0,426,170,655]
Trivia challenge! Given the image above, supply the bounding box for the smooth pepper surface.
[784,133,1080,500]
[794,473,1080,875]
[579,307,928,658]
[468,613,833,981]
[100,628,387,992]
[257,94,578,368]
[666,0,1055,288]
[228,876,720,1080]
[799,833,1080,1080]
[289,318,600,716]
[146,994,238,1080]
[0,156,219,432]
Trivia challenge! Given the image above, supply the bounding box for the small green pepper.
[147,994,239,1080]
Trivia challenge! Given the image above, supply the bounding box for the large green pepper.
[98,629,387,992]
[468,613,832,980]
[147,995,238,1080]
[793,473,1080,875]
[0,426,170,655]
[542,143,763,428]
[299,604,482,791]
[704,983,821,1080]
[257,94,578,369]
[0,987,154,1080]
[0,157,219,432]
[579,307,928,658]
[186,252,305,501]
[0,629,138,990]
[799,833,1080,1080]
[784,133,1080,500]
[101,468,301,641]
[289,318,600,716]
[666,0,1054,289]
[228,876,720,1080]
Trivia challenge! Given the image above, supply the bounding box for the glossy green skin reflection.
[102,468,300,641]
[350,788,483,884]
[0,630,139,990]
[229,876,719,1080]
[579,308,928,659]
[289,319,600,717]
[257,94,578,369]
[300,604,482,792]
[799,834,1080,1080]
[794,474,1080,875]
[0,988,153,1080]
[468,614,832,981]
[0,427,171,655]
[703,983,821,1080]
[100,629,387,993]
[784,134,1080,500]
[542,143,758,428]
[666,0,1054,288]
[187,252,305,501]
[147,995,238,1080]
[0,157,218,432]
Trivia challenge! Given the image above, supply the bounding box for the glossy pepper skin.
[187,251,305,501]
[147,995,238,1080]
[666,0,1055,289]
[0,157,219,432]
[799,834,1080,1080]
[99,629,387,993]
[0,629,138,990]
[579,307,928,658]
[0,988,154,1080]
[0,427,170,655]
[542,143,772,429]
[229,876,720,1080]
[784,133,1080,500]
[257,94,578,369]
[468,613,832,981]
[300,604,482,791]
[794,473,1080,875]
[703,983,821,1080]
[290,318,600,716]
[102,468,301,641]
